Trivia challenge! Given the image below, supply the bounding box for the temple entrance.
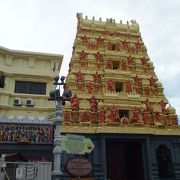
[106,140,144,180]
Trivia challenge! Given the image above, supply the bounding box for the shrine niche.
[62,13,178,130]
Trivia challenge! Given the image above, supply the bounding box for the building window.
[156,145,174,179]
[14,81,46,95]
[115,82,123,92]
[119,109,129,118]
[112,61,119,70]
[0,76,5,88]
[112,44,116,50]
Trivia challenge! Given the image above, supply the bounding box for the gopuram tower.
[61,13,180,180]
[62,13,178,130]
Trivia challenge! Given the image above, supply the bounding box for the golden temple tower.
[62,13,179,135]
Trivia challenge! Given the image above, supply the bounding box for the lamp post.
[49,76,72,180]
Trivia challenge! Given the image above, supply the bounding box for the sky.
[0,0,180,115]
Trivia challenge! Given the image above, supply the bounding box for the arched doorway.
[106,140,144,180]
[156,144,174,179]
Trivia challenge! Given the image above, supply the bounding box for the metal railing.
[0,161,52,180]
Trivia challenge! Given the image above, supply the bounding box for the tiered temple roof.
[62,13,179,135]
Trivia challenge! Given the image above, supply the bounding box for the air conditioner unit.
[26,98,34,107]
[13,98,22,106]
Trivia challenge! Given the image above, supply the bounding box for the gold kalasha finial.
[76,12,83,20]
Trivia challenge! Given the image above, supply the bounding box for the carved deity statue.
[125,81,132,93]
[149,76,158,88]
[172,115,178,125]
[133,75,142,86]
[155,112,164,125]
[93,71,101,83]
[108,106,118,122]
[80,50,87,61]
[144,86,150,95]
[106,60,113,69]
[120,116,129,125]
[75,71,84,82]
[159,99,168,114]
[89,96,97,112]
[142,109,150,125]
[63,110,70,123]
[99,107,106,124]
[122,40,129,49]
[116,43,121,51]
[96,36,103,46]
[77,83,85,91]
[107,79,115,91]
[81,35,88,43]
[86,81,94,94]
[135,40,142,51]
[120,60,128,71]
[71,94,80,111]
[95,52,103,62]
[127,55,134,65]
[108,42,112,50]
[144,98,153,113]
[141,57,148,66]
[131,107,140,123]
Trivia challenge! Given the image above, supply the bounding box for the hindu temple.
[61,13,180,180]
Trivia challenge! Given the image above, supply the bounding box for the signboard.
[61,134,94,154]
[65,157,92,177]
[16,167,24,179]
